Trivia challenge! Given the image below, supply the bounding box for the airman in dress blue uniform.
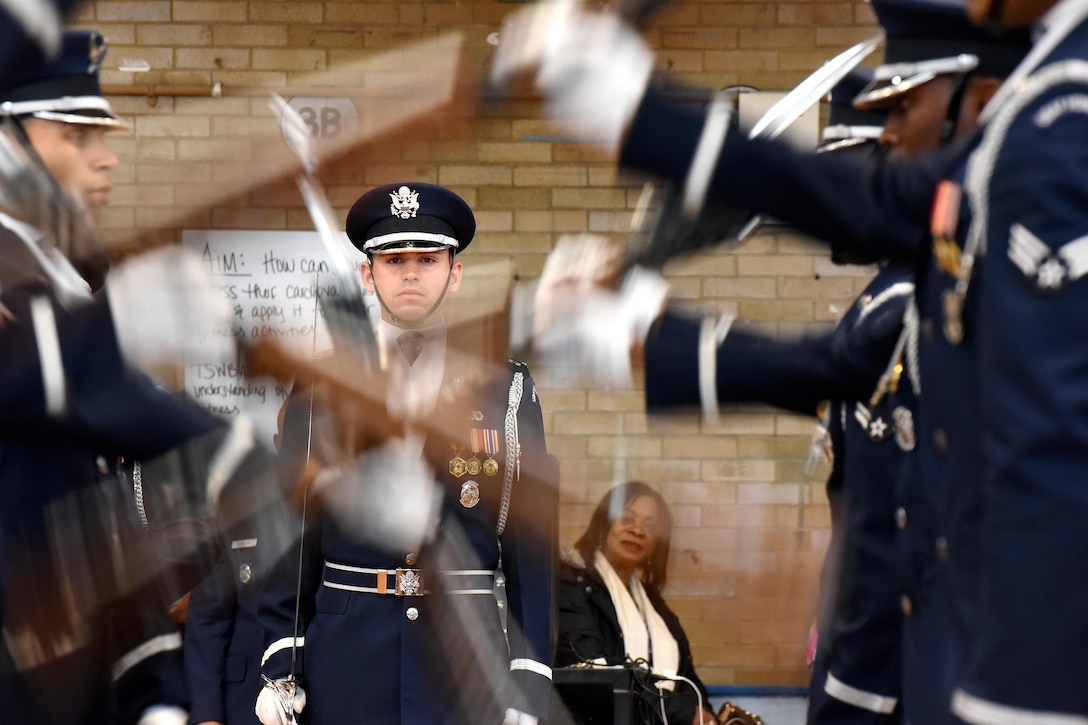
[184,414,300,725]
[0,29,247,725]
[643,68,915,725]
[257,183,556,725]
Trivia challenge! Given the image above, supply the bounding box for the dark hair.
[574,481,673,592]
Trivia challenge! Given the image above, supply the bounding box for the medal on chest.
[470,427,500,477]
[931,180,970,345]
[449,411,503,507]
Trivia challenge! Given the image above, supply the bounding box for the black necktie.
[397,331,424,366]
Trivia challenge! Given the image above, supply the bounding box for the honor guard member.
[185,404,304,725]
[946,0,1088,721]
[643,70,915,725]
[491,1,1037,722]
[257,183,556,725]
[0,28,240,725]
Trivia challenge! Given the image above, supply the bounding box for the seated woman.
[556,481,719,725]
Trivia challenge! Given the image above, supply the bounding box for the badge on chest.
[449,411,502,507]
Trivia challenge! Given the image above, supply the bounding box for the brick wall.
[73,0,881,687]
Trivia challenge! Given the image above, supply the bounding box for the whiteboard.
[181,229,378,445]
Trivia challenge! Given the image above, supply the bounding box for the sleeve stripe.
[112,632,183,682]
[262,637,305,667]
[29,296,65,416]
[699,312,734,424]
[824,672,898,714]
[510,658,552,680]
[952,688,1088,725]
[682,92,734,218]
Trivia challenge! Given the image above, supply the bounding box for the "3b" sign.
[286,97,360,140]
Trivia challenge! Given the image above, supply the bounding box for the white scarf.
[594,551,680,684]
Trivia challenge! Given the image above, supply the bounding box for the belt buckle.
[395,568,423,596]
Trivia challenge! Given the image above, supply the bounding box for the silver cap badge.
[389,185,419,219]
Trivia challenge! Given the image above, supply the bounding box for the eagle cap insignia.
[389,185,419,219]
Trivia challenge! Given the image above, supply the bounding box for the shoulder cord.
[132,461,149,531]
[963,61,1088,293]
[496,371,524,536]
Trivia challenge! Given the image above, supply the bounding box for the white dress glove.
[255,679,307,725]
[313,437,442,553]
[136,705,188,725]
[503,707,540,725]
[521,234,668,389]
[106,246,234,378]
[492,0,653,144]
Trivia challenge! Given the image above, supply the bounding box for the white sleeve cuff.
[510,658,552,680]
[683,92,734,217]
[699,312,735,424]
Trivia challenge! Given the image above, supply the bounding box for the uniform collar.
[0,211,92,303]
[378,319,447,350]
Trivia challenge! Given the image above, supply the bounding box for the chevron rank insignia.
[855,402,893,444]
[1008,223,1088,292]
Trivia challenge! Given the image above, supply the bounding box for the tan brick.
[248,1,324,23]
[660,50,706,74]
[96,1,171,21]
[478,142,552,164]
[324,3,400,24]
[552,188,628,211]
[211,207,288,229]
[703,49,781,73]
[703,276,778,299]
[737,299,815,322]
[779,275,856,300]
[476,186,550,210]
[424,4,474,25]
[136,162,212,184]
[213,25,288,47]
[778,3,856,25]
[587,436,663,459]
[816,26,883,48]
[736,254,814,277]
[251,49,325,71]
[439,165,511,186]
[700,4,778,26]
[363,26,438,49]
[136,115,211,137]
[174,47,249,70]
[654,2,701,26]
[512,166,586,188]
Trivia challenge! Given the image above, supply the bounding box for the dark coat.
[184,434,297,725]
[0,224,235,725]
[260,358,556,725]
[554,555,710,725]
[621,13,1088,718]
[645,259,912,725]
